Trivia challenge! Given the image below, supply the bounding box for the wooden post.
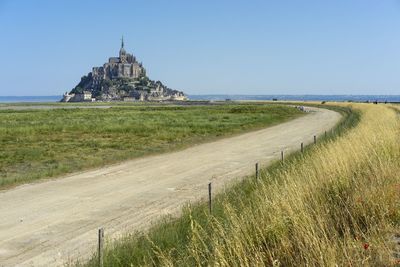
[314,135,317,144]
[255,162,259,180]
[281,151,284,161]
[98,228,104,267]
[301,142,304,153]
[324,130,327,138]
[208,182,212,213]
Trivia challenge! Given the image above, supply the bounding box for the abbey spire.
[119,36,127,57]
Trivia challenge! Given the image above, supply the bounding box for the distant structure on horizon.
[92,37,146,82]
[62,37,186,102]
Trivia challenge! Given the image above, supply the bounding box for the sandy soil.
[0,107,341,267]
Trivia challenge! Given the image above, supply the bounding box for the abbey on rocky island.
[62,37,186,102]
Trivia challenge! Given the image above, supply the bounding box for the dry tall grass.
[151,104,400,266]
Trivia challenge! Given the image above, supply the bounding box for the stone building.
[62,91,94,102]
[92,37,146,82]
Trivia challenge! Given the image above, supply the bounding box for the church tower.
[119,36,127,63]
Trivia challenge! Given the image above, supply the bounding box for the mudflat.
[0,107,341,267]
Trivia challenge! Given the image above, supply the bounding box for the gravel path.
[0,107,341,267]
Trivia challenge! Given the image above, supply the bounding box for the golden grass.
[153,104,400,266]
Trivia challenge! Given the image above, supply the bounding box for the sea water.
[0,95,399,103]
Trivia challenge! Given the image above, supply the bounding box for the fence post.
[208,182,212,213]
[301,142,304,153]
[281,151,284,161]
[255,162,259,180]
[98,228,104,267]
[325,130,327,138]
[314,135,317,144]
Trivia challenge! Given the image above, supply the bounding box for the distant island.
[61,37,187,102]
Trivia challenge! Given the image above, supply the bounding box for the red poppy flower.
[363,243,369,250]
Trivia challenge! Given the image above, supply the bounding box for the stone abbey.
[92,37,146,83]
[62,38,186,102]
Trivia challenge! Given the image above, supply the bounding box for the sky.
[0,0,399,96]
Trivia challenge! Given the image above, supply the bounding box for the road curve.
[0,107,341,267]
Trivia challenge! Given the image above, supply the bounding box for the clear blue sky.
[1,0,400,96]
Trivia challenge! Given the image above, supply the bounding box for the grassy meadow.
[0,103,303,188]
[79,103,400,266]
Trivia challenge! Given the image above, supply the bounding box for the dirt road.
[0,107,341,267]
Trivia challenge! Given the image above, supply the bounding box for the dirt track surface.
[0,107,341,267]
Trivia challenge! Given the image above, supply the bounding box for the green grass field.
[0,103,303,188]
